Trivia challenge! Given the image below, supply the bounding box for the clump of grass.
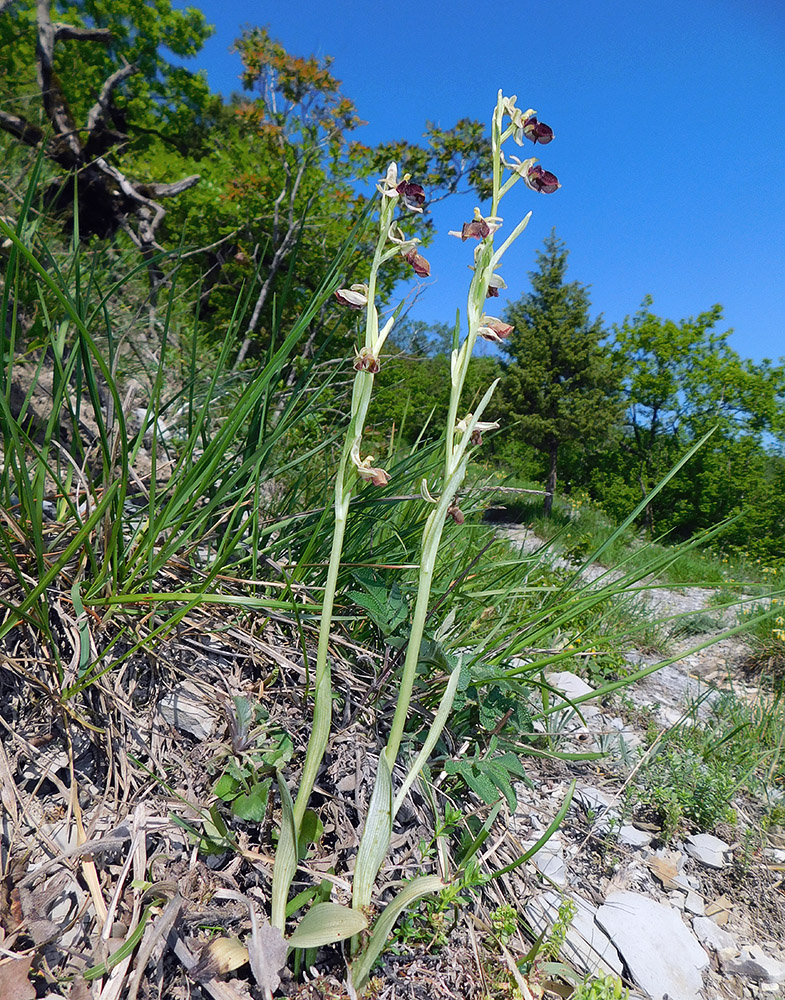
[738,599,785,682]
[631,685,785,839]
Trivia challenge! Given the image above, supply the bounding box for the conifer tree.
[502,231,620,515]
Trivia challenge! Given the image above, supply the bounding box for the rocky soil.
[1,525,783,1000]
[500,525,785,1000]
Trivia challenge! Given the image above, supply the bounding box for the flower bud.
[447,502,465,525]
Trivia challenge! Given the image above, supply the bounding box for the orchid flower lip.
[353,346,380,374]
[396,178,426,213]
[352,450,390,487]
[524,164,561,194]
[477,316,514,343]
[403,247,430,278]
[448,212,503,242]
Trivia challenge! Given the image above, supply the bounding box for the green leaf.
[352,753,393,912]
[232,778,271,822]
[271,773,297,931]
[232,695,254,739]
[298,808,324,856]
[214,773,241,801]
[287,902,367,950]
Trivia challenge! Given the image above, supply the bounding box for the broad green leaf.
[232,779,271,822]
[298,808,324,856]
[352,753,392,912]
[214,773,240,801]
[271,773,297,931]
[287,902,367,949]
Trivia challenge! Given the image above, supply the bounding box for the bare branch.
[35,0,81,155]
[86,62,138,132]
[53,23,111,43]
[141,175,200,199]
[0,110,44,148]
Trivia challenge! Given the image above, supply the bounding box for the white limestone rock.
[596,890,709,1000]
[692,915,736,953]
[618,824,653,848]
[522,833,567,886]
[547,670,601,721]
[685,833,731,869]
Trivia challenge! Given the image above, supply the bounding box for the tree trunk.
[544,438,558,517]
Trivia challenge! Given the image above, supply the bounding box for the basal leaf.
[287,902,367,949]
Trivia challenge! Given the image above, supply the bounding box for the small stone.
[722,945,785,985]
[548,670,596,700]
[522,834,567,885]
[156,681,222,741]
[692,915,736,953]
[706,894,733,926]
[574,785,616,813]
[618,824,653,848]
[685,833,731,869]
[685,891,705,916]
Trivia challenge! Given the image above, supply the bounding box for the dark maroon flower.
[486,284,499,298]
[396,180,426,213]
[447,502,465,525]
[522,116,554,145]
[460,219,491,241]
[524,165,561,194]
[403,247,431,278]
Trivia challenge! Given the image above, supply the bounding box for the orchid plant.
[267,90,559,997]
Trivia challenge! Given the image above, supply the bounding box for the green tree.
[501,232,621,516]
[610,298,785,534]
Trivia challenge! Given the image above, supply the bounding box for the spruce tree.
[502,231,620,515]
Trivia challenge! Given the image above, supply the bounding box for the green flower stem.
[385,91,523,770]
[291,190,397,831]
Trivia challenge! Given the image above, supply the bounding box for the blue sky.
[175,0,785,363]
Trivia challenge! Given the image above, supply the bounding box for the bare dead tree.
[0,0,199,293]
